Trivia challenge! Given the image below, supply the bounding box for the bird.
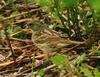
[27,19,85,53]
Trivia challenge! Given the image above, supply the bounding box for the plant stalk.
[4,28,16,62]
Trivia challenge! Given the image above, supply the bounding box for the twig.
[0,37,32,43]
[4,29,16,62]
[0,44,33,50]
[0,8,41,22]
[16,64,57,77]
[0,54,47,68]
[96,44,100,50]
[9,37,32,43]
[12,18,32,25]
[16,69,31,77]
[43,64,57,71]
[88,55,100,59]
[35,54,46,59]
[0,47,19,50]
[0,69,19,75]
[84,63,94,70]
[62,44,81,53]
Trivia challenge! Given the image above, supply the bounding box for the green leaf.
[28,0,34,2]
[80,64,93,77]
[34,0,52,6]
[89,50,100,55]
[51,54,65,65]
[34,0,53,12]
[88,0,100,12]
[11,11,17,16]
[0,15,4,19]
[94,50,100,55]
[62,0,75,8]
[51,54,68,69]
[93,68,100,77]
[37,69,44,77]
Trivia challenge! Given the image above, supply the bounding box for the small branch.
[9,37,32,43]
[12,18,32,25]
[0,8,41,22]
[62,44,82,53]
[84,63,94,70]
[16,64,57,77]
[0,47,20,50]
[96,44,100,50]
[88,55,100,59]
[0,44,33,50]
[43,64,57,71]
[4,29,16,62]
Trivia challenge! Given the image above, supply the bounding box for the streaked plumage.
[28,19,85,52]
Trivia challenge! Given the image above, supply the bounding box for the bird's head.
[27,19,45,33]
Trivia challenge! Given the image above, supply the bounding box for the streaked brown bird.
[27,19,85,52]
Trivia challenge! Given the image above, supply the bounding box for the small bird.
[27,19,85,52]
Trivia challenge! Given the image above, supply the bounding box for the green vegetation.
[0,0,100,77]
